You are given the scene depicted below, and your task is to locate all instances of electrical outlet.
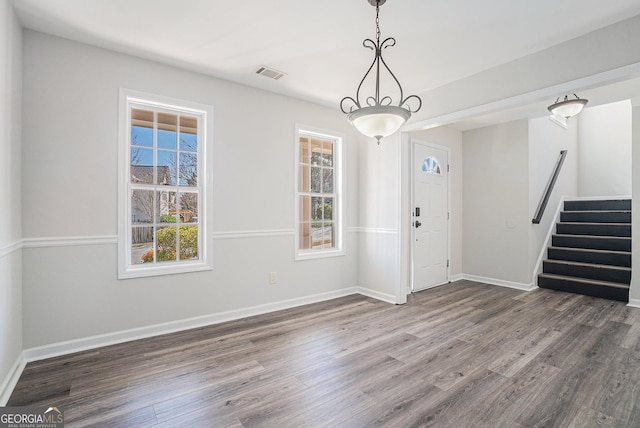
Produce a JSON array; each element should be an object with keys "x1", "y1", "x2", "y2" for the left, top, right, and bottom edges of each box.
[{"x1": 269, "y1": 272, "x2": 277, "y2": 284}]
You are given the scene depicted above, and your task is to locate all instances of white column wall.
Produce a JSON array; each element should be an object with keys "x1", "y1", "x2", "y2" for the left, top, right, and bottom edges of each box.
[
  {"x1": 357, "y1": 133, "x2": 401, "y2": 302},
  {"x1": 631, "y1": 103, "x2": 640, "y2": 305}
]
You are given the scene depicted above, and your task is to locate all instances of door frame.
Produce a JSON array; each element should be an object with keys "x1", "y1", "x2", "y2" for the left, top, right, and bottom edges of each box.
[{"x1": 410, "y1": 140, "x2": 452, "y2": 293}]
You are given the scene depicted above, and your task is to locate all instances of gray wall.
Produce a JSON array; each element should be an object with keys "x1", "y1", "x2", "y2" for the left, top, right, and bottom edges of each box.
[
  {"x1": 462, "y1": 120, "x2": 531, "y2": 286},
  {"x1": 21, "y1": 31, "x2": 360, "y2": 348},
  {"x1": 0, "y1": 0, "x2": 23, "y2": 403},
  {"x1": 578, "y1": 100, "x2": 632, "y2": 197}
]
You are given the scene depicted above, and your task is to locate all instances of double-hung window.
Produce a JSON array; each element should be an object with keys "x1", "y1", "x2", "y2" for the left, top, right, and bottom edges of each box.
[
  {"x1": 118, "y1": 89, "x2": 212, "y2": 278},
  {"x1": 295, "y1": 126, "x2": 344, "y2": 260}
]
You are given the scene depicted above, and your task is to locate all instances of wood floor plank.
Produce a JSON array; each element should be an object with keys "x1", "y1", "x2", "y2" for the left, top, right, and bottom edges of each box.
[
  {"x1": 487, "y1": 327, "x2": 562, "y2": 377},
  {"x1": 590, "y1": 348, "x2": 640, "y2": 424},
  {"x1": 515, "y1": 356, "x2": 605, "y2": 427},
  {"x1": 8, "y1": 280, "x2": 640, "y2": 427},
  {"x1": 402, "y1": 368, "x2": 508, "y2": 427},
  {"x1": 567, "y1": 406, "x2": 620, "y2": 428},
  {"x1": 471, "y1": 361, "x2": 561, "y2": 427}
]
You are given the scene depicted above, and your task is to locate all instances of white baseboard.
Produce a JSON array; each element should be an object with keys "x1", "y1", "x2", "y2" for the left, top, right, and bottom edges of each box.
[
  {"x1": 628, "y1": 298, "x2": 640, "y2": 309},
  {"x1": 23, "y1": 287, "x2": 362, "y2": 363},
  {"x1": 449, "y1": 274, "x2": 464, "y2": 283},
  {"x1": 0, "y1": 352, "x2": 26, "y2": 406},
  {"x1": 356, "y1": 287, "x2": 397, "y2": 304},
  {"x1": 462, "y1": 274, "x2": 536, "y2": 292}
]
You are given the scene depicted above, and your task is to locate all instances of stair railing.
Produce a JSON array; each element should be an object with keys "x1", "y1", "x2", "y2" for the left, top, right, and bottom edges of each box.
[{"x1": 532, "y1": 150, "x2": 567, "y2": 224}]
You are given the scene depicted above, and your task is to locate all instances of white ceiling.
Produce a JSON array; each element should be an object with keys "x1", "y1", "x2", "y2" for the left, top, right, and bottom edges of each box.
[{"x1": 10, "y1": 0, "x2": 640, "y2": 127}]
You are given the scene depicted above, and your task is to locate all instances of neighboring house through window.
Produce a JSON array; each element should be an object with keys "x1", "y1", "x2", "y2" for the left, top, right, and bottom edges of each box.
[
  {"x1": 295, "y1": 125, "x2": 344, "y2": 260},
  {"x1": 118, "y1": 89, "x2": 212, "y2": 278}
]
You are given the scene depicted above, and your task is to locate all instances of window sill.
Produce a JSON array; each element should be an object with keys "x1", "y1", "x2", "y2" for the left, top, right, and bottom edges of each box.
[
  {"x1": 295, "y1": 248, "x2": 346, "y2": 261},
  {"x1": 118, "y1": 260, "x2": 213, "y2": 279}
]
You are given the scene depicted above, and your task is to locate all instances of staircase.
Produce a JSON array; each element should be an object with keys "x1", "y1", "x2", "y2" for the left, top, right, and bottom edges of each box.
[{"x1": 538, "y1": 199, "x2": 631, "y2": 302}]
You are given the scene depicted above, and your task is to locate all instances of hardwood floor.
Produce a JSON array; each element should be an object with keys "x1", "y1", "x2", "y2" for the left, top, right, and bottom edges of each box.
[{"x1": 9, "y1": 280, "x2": 640, "y2": 427}]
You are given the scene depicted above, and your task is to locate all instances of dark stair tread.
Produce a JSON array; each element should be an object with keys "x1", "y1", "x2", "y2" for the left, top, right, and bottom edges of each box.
[
  {"x1": 551, "y1": 234, "x2": 631, "y2": 252},
  {"x1": 538, "y1": 273, "x2": 630, "y2": 289},
  {"x1": 557, "y1": 222, "x2": 631, "y2": 226},
  {"x1": 543, "y1": 259, "x2": 631, "y2": 272},
  {"x1": 549, "y1": 244, "x2": 631, "y2": 255},
  {"x1": 564, "y1": 200, "x2": 631, "y2": 211},
  {"x1": 553, "y1": 234, "x2": 631, "y2": 240},
  {"x1": 549, "y1": 246, "x2": 631, "y2": 256},
  {"x1": 561, "y1": 210, "x2": 631, "y2": 214}
]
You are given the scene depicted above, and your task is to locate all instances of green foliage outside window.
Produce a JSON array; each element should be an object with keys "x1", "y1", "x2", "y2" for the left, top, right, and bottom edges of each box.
[{"x1": 141, "y1": 225, "x2": 198, "y2": 262}]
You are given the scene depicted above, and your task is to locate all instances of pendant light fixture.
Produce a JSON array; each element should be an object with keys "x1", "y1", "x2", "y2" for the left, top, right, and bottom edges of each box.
[
  {"x1": 340, "y1": 0, "x2": 422, "y2": 144},
  {"x1": 548, "y1": 93, "x2": 588, "y2": 119}
]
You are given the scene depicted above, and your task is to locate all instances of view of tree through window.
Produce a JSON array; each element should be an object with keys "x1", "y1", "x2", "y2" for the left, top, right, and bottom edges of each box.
[
  {"x1": 129, "y1": 108, "x2": 200, "y2": 265},
  {"x1": 298, "y1": 133, "x2": 337, "y2": 251}
]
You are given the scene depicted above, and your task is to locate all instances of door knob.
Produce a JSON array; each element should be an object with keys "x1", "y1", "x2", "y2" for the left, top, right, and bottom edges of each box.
[{"x1": 415, "y1": 221, "x2": 422, "y2": 228}]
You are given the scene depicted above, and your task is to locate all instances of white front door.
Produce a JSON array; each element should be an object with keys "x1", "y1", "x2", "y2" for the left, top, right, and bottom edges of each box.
[{"x1": 412, "y1": 142, "x2": 449, "y2": 292}]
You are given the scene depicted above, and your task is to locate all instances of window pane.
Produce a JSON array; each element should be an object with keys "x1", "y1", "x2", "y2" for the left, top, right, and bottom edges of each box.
[
  {"x1": 158, "y1": 130, "x2": 176, "y2": 150},
  {"x1": 156, "y1": 190, "x2": 177, "y2": 223},
  {"x1": 131, "y1": 148, "x2": 154, "y2": 184},
  {"x1": 322, "y1": 141, "x2": 333, "y2": 166},
  {"x1": 310, "y1": 167, "x2": 321, "y2": 193},
  {"x1": 299, "y1": 165, "x2": 309, "y2": 192},
  {"x1": 311, "y1": 197, "x2": 323, "y2": 221},
  {"x1": 157, "y1": 150, "x2": 176, "y2": 185},
  {"x1": 156, "y1": 226, "x2": 177, "y2": 262},
  {"x1": 323, "y1": 197, "x2": 333, "y2": 221},
  {"x1": 131, "y1": 109, "x2": 154, "y2": 146},
  {"x1": 131, "y1": 226, "x2": 154, "y2": 265},
  {"x1": 178, "y1": 191, "x2": 198, "y2": 223},
  {"x1": 157, "y1": 113, "x2": 177, "y2": 149},
  {"x1": 323, "y1": 223, "x2": 334, "y2": 248},
  {"x1": 311, "y1": 139, "x2": 322, "y2": 166},
  {"x1": 299, "y1": 223, "x2": 310, "y2": 250},
  {"x1": 179, "y1": 116, "x2": 198, "y2": 152},
  {"x1": 179, "y1": 225, "x2": 198, "y2": 260},
  {"x1": 421, "y1": 156, "x2": 442, "y2": 175},
  {"x1": 131, "y1": 125, "x2": 153, "y2": 147},
  {"x1": 300, "y1": 196, "x2": 310, "y2": 222},
  {"x1": 310, "y1": 224, "x2": 323, "y2": 248},
  {"x1": 179, "y1": 152, "x2": 198, "y2": 186},
  {"x1": 132, "y1": 190, "x2": 154, "y2": 224},
  {"x1": 323, "y1": 169, "x2": 333, "y2": 193},
  {"x1": 299, "y1": 137, "x2": 309, "y2": 163}
]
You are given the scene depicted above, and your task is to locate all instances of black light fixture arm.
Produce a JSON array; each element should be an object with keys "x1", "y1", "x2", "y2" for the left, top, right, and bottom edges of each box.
[{"x1": 340, "y1": 0, "x2": 422, "y2": 115}]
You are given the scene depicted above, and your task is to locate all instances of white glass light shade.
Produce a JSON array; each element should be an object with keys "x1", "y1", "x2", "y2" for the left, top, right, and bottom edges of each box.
[
  {"x1": 347, "y1": 105, "x2": 411, "y2": 141},
  {"x1": 548, "y1": 97, "x2": 588, "y2": 118}
]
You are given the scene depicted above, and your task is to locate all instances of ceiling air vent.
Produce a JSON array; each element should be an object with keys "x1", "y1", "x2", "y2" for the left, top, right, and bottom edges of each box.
[{"x1": 256, "y1": 65, "x2": 286, "y2": 80}]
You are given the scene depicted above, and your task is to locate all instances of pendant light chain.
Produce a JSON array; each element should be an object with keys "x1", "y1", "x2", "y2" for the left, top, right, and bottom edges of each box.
[
  {"x1": 375, "y1": 2, "x2": 381, "y2": 44},
  {"x1": 374, "y1": 1, "x2": 381, "y2": 105}
]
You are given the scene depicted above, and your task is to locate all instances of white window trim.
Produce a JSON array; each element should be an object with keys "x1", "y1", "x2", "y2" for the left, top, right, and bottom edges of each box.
[
  {"x1": 294, "y1": 124, "x2": 346, "y2": 261},
  {"x1": 118, "y1": 88, "x2": 213, "y2": 279}
]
